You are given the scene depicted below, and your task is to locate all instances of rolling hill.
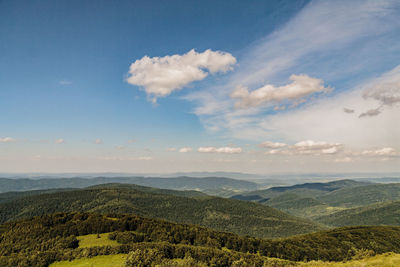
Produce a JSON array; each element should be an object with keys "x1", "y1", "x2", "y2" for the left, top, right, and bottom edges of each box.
[
  {"x1": 317, "y1": 183, "x2": 400, "y2": 207},
  {"x1": 316, "y1": 201, "x2": 400, "y2": 227},
  {"x1": 232, "y1": 179, "x2": 370, "y2": 202},
  {"x1": 0, "y1": 184, "x2": 323, "y2": 238}
]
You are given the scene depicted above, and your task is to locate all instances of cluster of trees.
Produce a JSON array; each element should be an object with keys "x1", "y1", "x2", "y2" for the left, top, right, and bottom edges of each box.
[
  {"x1": 1, "y1": 212, "x2": 400, "y2": 266},
  {"x1": 125, "y1": 242, "x2": 291, "y2": 266}
]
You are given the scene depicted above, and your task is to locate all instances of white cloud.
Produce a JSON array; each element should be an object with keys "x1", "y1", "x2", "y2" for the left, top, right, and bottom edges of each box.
[
  {"x1": 0, "y1": 137, "x2": 16, "y2": 143},
  {"x1": 362, "y1": 147, "x2": 398, "y2": 156},
  {"x1": 293, "y1": 140, "x2": 341, "y2": 151},
  {"x1": 95, "y1": 139, "x2": 103, "y2": 144},
  {"x1": 260, "y1": 141, "x2": 287, "y2": 148},
  {"x1": 265, "y1": 149, "x2": 292, "y2": 155},
  {"x1": 198, "y1": 146, "x2": 242, "y2": 154},
  {"x1": 231, "y1": 74, "x2": 331, "y2": 108},
  {"x1": 167, "y1": 147, "x2": 177, "y2": 152},
  {"x1": 179, "y1": 147, "x2": 193, "y2": 153},
  {"x1": 54, "y1": 138, "x2": 65, "y2": 144},
  {"x1": 126, "y1": 49, "x2": 236, "y2": 102},
  {"x1": 264, "y1": 140, "x2": 342, "y2": 156}
]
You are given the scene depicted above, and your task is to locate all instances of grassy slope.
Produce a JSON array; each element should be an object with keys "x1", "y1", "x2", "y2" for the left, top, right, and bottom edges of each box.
[
  {"x1": 48, "y1": 252, "x2": 400, "y2": 267},
  {"x1": 50, "y1": 254, "x2": 127, "y2": 267},
  {"x1": 300, "y1": 253, "x2": 400, "y2": 266},
  {"x1": 0, "y1": 184, "x2": 323, "y2": 238},
  {"x1": 77, "y1": 233, "x2": 120, "y2": 248}
]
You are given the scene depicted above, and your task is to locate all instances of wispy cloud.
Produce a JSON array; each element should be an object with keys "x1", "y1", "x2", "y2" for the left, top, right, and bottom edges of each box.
[{"x1": 183, "y1": 0, "x2": 400, "y2": 152}]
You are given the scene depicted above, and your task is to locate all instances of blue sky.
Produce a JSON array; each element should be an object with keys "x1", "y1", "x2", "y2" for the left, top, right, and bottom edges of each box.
[{"x1": 1, "y1": 0, "x2": 400, "y2": 173}]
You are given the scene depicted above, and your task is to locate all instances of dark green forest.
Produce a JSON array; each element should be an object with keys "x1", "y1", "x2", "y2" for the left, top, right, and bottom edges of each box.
[
  {"x1": 2, "y1": 212, "x2": 400, "y2": 266},
  {"x1": 2, "y1": 178, "x2": 400, "y2": 266},
  {"x1": 0, "y1": 184, "x2": 322, "y2": 238}
]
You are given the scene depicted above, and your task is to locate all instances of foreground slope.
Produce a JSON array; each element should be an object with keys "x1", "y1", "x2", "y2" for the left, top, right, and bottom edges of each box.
[
  {"x1": 0, "y1": 184, "x2": 322, "y2": 238},
  {"x1": 2, "y1": 213, "x2": 400, "y2": 266}
]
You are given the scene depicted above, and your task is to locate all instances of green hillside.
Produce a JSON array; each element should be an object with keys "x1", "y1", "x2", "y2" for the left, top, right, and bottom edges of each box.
[
  {"x1": 0, "y1": 188, "x2": 76, "y2": 203},
  {"x1": 2, "y1": 213, "x2": 400, "y2": 266},
  {"x1": 317, "y1": 183, "x2": 400, "y2": 207},
  {"x1": 316, "y1": 201, "x2": 400, "y2": 227},
  {"x1": 0, "y1": 184, "x2": 322, "y2": 238},
  {"x1": 265, "y1": 192, "x2": 324, "y2": 210},
  {"x1": 232, "y1": 180, "x2": 400, "y2": 222},
  {"x1": 262, "y1": 192, "x2": 344, "y2": 218}
]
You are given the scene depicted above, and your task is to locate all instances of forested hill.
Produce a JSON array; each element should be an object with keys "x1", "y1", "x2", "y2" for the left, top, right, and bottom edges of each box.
[
  {"x1": 0, "y1": 184, "x2": 322, "y2": 238},
  {"x1": 0, "y1": 176, "x2": 258, "y2": 193},
  {"x1": 2, "y1": 212, "x2": 400, "y2": 266},
  {"x1": 316, "y1": 200, "x2": 400, "y2": 227},
  {"x1": 317, "y1": 183, "x2": 400, "y2": 207}
]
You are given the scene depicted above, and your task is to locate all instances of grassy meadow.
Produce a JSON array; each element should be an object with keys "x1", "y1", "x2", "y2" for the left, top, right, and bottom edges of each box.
[
  {"x1": 50, "y1": 254, "x2": 127, "y2": 267},
  {"x1": 77, "y1": 233, "x2": 120, "y2": 248}
]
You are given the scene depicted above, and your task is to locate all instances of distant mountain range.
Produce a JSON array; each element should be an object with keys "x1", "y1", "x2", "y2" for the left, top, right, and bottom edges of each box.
[{"x1": 0, "y1": 176, "x2": 258, "y2": 194}]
